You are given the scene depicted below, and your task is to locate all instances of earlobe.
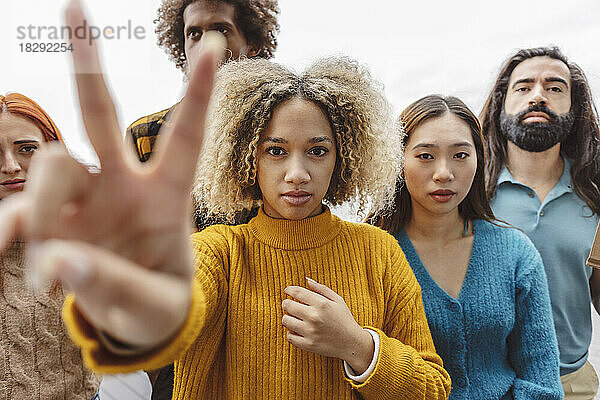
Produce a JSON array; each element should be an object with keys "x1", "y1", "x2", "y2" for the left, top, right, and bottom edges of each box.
[{"x1": 246, "y1": 46, "x2": 260, "y2": 58}]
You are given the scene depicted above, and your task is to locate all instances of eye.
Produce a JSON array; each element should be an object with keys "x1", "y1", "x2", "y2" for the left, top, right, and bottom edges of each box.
[
  {"x1": 308, "y1": 146, "x2": 329, "y2": 157},
  {"x1": 416, "y1": 153, "x2": 433, "y2": 160},
  {"x1": 548, "y1": 86, "x2": 562, "y2": 93},
  {"x1": 454, "y1": 152, "x2": 470, "y2": 159},
  {"x1": 186, "y1": 28, "x2": 201, "y2": 40},
  {"x1": 266, "y1": 146, "x2": 286, "y2": 156},
  {"x1": 18, "y1": 144, "x2": 38, "y2": 154},
  {"x1": 516, "y1": 87, "x2": 529, "y2": 93},
  {"x1": 215, "y1": 26, "x2": 230, "y2": 35}
]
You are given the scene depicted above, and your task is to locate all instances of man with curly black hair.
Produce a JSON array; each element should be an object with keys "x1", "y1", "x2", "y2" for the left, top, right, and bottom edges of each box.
[
  {"x1": 124, "y1": 2, "x2": 279, "y2": 398},
  {"x1": 126, "y1": 0, "x2": 280, "y2": 163}
]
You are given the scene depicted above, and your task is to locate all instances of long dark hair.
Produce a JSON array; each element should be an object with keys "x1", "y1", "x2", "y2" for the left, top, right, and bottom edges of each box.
[
  {"x1": 372, "y1": 95, "x2": 495, "y2": 234},
  {"x1": 480, "y1": 46, "x2": 600, "y2": 215}
]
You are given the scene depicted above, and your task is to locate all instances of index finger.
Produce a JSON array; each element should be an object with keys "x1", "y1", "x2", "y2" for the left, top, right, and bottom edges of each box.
[
  {"x1": 284, "y1": 286, "x2": 330, "y2": 306},
  {"x1": 66, "y1": 0, "x2": 124, "y2": 171}
]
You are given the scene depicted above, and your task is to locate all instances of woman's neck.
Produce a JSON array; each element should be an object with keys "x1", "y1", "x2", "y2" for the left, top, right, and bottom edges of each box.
[{"x1": 405, "y1": 203, "x2": 466, "y2": 245}]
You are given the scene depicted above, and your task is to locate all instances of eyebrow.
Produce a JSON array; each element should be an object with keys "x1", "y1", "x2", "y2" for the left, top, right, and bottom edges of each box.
[
  {"x1": 511, "y1": 76, "x2": 569, "y2": 89},
  {"x1": 309, "y1": 136, "x2": 333, "y2": 144},
  {"x1": 411, "y1": 142, "x2": 473, "y2": 150},
  {"x1": 262, "y1": 137, "x2": 287, "y2": 144},
  {"x1": 210, "y1": 22, "x2": 234, "y2": 29},
  {"x1": 13, "y1": 139, "x2": 40, "y2": 145},
  {"x1": 545, "y1": 77, "x2": 569, "y2": 87},
  {"x1": 184, "y1": 21, "x2": 234, "y2": 33},
  {"x1": 262, "y1": 136, "x2": 333, "y2": 145}
]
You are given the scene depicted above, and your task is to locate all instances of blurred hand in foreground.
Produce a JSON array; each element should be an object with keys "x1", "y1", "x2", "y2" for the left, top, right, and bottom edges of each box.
[{"x1": 0, "y1": 0, "x2": 216, "y2": 349}]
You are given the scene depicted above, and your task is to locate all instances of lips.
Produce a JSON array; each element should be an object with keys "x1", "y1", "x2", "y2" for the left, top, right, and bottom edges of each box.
[
  {"x1": 429, "y1": 189, "x2": 455, "y2": 203},
  {"x1": 281, "y1": 190, "x2": 312, "y2": 206},
  {"x1": 1, "y1": 179, "x2": 26, "y2": 191},
  {"x1": 522, "y1": 111, "x2": 550, "y2": 123}
]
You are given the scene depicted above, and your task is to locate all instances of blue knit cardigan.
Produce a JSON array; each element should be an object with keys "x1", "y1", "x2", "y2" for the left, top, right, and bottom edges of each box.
[{"x1": 396, "y1": 219, "x2": 563, "y2": 399}]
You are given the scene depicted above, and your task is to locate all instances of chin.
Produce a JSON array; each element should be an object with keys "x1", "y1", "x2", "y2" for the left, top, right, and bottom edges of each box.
[
  {"x1": 278, "y1": 202, "x2": 321, "y2": 220},
  {"x1": 424, "y1": 200, "x2": 457, "y2": 214},
  {"x1": 281, "y1": 209, "x2": 313, "y2": 220}
]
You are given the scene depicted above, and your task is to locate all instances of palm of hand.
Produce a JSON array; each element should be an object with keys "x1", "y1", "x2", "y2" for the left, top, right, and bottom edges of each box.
[{"x1": 0, "y1": 1, "x2": 216, "y2": 349}]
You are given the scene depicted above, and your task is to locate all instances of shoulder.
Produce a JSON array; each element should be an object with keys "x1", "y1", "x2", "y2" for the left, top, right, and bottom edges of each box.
[
  {"x1": 192, "y1": 222, "x2": 247, "y2": 242},
  {"x1": 126, "y1": 106, "x2": 173, "y2": 137},
  {"x1": 339, "y1": 220, "x2": 411, "y2": 272},
  {"x1": 474, "y1": 220, "x2": 543, "y2": 278},
  {"x1": 190, "y1": 224, "x2": 244, "y2": 259},
  {"x1": 474, "y1": 219, "x2": 533, "y2": 252},
  {"x1": 126, "y1": 106, "x2": 176, "y2": 162},
  {"x1": 339, "y1": 220, "x2": 401, "y2": 249}
]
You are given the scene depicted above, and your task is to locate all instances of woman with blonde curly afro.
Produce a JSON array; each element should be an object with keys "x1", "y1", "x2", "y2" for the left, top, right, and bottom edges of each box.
[
  {"x1": 13, "y1": 13, "x2": 450, "y2": 396},
  {"x1": 194, "y1": 57, "x2": 399, "y2": 223},
  {"x1": 144, "y1": 56, "x2": 451, "y2": 398}
]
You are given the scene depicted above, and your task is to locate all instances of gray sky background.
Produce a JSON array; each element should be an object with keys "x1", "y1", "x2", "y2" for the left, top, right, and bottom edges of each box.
[{"x1": 3, "y1": 0, "x2": 600, "y2": 163}]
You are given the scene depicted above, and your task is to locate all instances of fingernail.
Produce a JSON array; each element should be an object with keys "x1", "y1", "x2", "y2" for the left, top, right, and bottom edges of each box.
[{"x1": 306, "y1": 277, "x2": 317, "y2": 285}]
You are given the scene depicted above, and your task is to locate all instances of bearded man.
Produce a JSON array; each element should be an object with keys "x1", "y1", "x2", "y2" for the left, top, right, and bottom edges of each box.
[{"x1": 481, "y1": 46, "x2": 600, "y2": 400}]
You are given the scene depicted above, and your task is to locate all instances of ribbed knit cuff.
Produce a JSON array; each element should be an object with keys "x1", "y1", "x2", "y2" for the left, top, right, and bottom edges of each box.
[
  {"x1": 343, "y1": 328, "x2": 380, "y2": 383},
  {"x1": 62, "y1": 279, "x2": 207, "y2": 374},
  {"x1": 345, "y1": 327, "x2": 416, "y2": 397}
]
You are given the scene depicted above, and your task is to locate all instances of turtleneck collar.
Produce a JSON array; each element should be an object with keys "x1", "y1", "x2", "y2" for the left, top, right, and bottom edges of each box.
[{"x1": 248, "y1": 206, "x2": 342, "y2": 250}]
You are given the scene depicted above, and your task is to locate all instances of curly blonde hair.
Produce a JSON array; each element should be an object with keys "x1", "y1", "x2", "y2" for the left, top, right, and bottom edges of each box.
[
  {"x1": 193, "y1": 57, "x2": 403, "y2": 222},
  {"x1": 155, "y1": 0, "x2": 279, "y2": 70}
]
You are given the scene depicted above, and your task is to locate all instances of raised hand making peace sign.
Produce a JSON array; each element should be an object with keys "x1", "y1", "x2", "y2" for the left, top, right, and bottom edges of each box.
[{"x1": 0, "y1": 0, "x2": 216, "y2": 349}]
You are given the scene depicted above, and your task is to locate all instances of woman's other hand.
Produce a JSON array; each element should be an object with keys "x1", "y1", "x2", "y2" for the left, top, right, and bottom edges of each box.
[{"x1": 282, "y1": 278, "x2": 375, "y2": 375}]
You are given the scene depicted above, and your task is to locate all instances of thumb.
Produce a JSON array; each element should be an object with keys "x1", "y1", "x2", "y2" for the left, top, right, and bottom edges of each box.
[
  {"x1": 28, "y1": 239, "x2": 94, "y2": 292},
  {"x1": 29, "y1": 239, "x2": 191, "y2": 348}
]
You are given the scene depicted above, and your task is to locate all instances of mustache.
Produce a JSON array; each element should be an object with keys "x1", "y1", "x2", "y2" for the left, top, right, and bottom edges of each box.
[{"x1": 514, "y1": 104, "x2": 559, "y2": 123}]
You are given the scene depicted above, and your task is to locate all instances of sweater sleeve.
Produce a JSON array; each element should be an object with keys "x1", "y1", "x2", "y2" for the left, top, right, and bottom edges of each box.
[
  {"x1": 508, "y1": 237, "x2": 563, "y2": 400},
  {"x1": 61, "y1": 230, "x2": 230, "y2": 374},
  {"x1": 346, "y1": 240, "x2": 451, "y2": 399}
]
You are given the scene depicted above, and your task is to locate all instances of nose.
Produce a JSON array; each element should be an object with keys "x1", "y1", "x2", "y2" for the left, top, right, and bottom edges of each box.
[
  {"x1": 284, "y1": 156, "x2": 310, "y2": 186},
  {"x1": 1, "y1": 151, "x2": 22, "y2": 175},
  {"x1": 528, "y1": 84, "x2": 547, "y2": 107},
  {"x1": 433, "y1": 160, "x2": 453, "y2": 183}
]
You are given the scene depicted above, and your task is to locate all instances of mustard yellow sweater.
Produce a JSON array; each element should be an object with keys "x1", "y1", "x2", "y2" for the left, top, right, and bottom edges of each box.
[{"x1": 64, "y1": 208, "x2": 451, "y2": 399}]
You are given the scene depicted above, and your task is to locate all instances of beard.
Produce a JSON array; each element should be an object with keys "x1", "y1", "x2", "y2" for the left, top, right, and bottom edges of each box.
[{"x1": 499, "y1": 105, "x2": 574, "y2": 152}]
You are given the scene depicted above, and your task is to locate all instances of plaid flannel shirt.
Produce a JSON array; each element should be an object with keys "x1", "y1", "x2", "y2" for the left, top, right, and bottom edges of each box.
[
  {"x1": 125, "y1": 104, "x2": 259, "y2": 230},
  {"x1": 126, "y1": 105, "x2": 177, "y2": 163}
]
